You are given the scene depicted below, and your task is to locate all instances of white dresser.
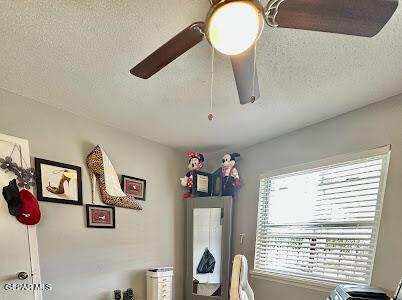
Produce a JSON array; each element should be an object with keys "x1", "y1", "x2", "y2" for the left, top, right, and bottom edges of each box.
[{"x1": 146, "y1": 268, "x2": 173, "y2": 300}]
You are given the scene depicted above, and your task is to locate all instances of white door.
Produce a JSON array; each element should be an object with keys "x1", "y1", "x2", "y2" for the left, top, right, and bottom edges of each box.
[{"x1": 0, "y1": 133, "x2": 42, "y2": 300}]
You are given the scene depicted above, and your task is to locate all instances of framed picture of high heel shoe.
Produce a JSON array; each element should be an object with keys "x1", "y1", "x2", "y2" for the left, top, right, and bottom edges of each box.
[
  {"x1": 86, "y1": 204, "x2": 115, "y2": 228},
  {"x1": 35, "y1": 158, "x2": 83, "y2": 206},
  {"x1": 121, "y1": 175, "x2": 146, "y2": 201}
]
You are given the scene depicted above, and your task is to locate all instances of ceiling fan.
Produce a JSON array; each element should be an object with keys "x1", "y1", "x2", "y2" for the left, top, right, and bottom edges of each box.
[{"x1": 130, "y1": 0, "x2": 398, "y2": 105}]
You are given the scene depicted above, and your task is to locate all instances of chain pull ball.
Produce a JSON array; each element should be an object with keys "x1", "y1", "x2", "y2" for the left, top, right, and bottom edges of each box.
[
  {"x1": 250, "y1": 41, "x2": 257, "y2": 104},
  {"x1": 208, "y1": 47, "x2": 215, "y2": 121}
]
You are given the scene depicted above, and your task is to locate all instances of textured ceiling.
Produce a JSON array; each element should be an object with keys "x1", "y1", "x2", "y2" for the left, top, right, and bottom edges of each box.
[{"x1": 1, "y1": 1, "x2": 402, "y2": 152}]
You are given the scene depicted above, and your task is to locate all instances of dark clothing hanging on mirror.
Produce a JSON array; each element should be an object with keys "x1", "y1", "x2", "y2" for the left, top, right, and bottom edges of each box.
[{"x1": 197, "y1": 248, "x2": 216, "y2": 274}]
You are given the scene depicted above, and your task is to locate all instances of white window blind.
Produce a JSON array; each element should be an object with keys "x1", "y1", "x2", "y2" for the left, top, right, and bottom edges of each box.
[{"x1": 254, "y1": 149, "x2": 390, "y2": 285}]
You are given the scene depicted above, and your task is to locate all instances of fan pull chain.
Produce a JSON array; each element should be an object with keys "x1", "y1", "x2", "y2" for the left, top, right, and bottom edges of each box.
[
  {"x1": 208, "y1": 47, "x2": 215, "y2": 121},
  {"x1": 251, "y1": 41, "x2": 257, "y2": 103}
]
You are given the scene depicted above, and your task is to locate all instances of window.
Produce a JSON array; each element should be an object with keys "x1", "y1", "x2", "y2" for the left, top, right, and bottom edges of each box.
[{"x1": 254, "y1": 147, "x2": 390, "y2": 285}]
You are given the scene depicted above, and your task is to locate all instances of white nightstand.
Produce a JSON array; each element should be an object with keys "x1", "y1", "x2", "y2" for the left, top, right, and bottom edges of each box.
[{"x1": 146, "y1": 267, "x2": 173, "y2": 300}]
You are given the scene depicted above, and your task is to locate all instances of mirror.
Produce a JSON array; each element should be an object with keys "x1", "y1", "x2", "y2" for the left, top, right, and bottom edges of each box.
[
  {"x1": 192, "y1": 208, "x2": 223, "y2": 297},
  {"x1": 186, "y1": 197, "x2": 232, "y2": 300}
]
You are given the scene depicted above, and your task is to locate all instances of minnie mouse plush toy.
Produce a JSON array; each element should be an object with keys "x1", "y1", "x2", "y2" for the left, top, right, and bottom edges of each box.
[
  {"x1": 180, "y1": 152, "x2": 205, "y2": 198},
  {"x1": 222, "y1": 153, "x2": 240, "y2": 196}
]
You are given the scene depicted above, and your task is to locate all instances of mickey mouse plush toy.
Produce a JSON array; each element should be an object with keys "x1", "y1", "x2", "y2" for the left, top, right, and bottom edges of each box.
[
  {"x1": 180, "y1": 152, "x2": 205, "y2": 198},
  {"x1": 222, "y1": 153, "x2": 240, "y2": 196}
]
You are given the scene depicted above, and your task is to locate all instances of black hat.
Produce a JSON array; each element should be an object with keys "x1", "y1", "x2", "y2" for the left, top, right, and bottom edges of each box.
[{"x1": 2, "y1": 179, "x2": 22, "y2": 216}]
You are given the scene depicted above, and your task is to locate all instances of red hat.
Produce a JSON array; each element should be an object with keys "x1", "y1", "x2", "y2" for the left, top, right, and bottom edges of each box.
[{"x1": 16, "y1": 189, "x2": 41, "y2": 225}]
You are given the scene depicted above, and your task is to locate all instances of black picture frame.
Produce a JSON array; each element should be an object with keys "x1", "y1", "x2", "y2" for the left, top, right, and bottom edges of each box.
[
  {"x1": 192, "y1": 168, "x2": 223, "y2": 197},
  {"x1": 121, "y1": 175, "x2": 146, "y2": 201},
  {"x1": 86, "y1": 204, "x2": 116, "y2": 228},
  {"x1": 35, "y1": 158, "x2": 83, "y2": 206}
]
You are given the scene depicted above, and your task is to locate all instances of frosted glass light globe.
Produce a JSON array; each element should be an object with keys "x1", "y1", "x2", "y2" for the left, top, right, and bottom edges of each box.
[{"x1": 207, "y1": 1, "x2": 263, "y2": 55}]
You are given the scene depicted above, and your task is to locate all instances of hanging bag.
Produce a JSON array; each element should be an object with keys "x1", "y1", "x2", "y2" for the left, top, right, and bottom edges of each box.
[{"x1": 196, "y1": 248, "x2": 216, "y2": 274}]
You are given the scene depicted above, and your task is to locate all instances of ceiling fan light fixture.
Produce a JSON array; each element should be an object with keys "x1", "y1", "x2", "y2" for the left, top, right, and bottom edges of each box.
[{"x1": 207, "y1": 0, "x2": 264, "y2": 56}]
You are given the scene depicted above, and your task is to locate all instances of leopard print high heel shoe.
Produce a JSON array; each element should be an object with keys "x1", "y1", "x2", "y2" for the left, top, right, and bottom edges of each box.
[{"x1": 86, "y1": 145, "x2": 142, "y2": 210}]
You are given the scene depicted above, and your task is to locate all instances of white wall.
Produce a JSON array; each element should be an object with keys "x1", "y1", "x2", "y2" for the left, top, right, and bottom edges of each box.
[
  {"x1": 0, "y1": 88, "x2": 185, "y2": 300},
  {"x1": 206, "y1": 94, "x2": 402, "y2": 300}
]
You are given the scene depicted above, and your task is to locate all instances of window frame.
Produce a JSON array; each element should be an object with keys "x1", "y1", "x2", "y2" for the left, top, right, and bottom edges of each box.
[{"x1": 252, "y1": 145, "x2": 391, "y2": 289}]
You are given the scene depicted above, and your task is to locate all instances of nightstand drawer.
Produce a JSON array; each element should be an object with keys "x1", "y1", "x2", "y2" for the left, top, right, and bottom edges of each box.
[
  {"x1": 158, "y1": 280, "x2": 171, "y2": 289},
  {"x1": 158, "y1": 286, "x2": 171, "y2": 300},
  {"x1": 158, "y1": 277, "x2": 172, "y2": 284}
]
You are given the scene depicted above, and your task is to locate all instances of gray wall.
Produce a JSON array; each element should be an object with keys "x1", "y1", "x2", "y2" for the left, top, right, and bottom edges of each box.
[
  {"x1": 206, "y1": 94, "x2": 402, "y2": 300},
  {"x1": 0, "y1": 88, "x2": 185, "y2": 300}
]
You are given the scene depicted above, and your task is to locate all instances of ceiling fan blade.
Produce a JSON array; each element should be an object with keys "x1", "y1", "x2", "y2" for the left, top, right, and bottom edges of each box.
[
  {"x1": 230, "y1": 46, "x2": 260, "y2": 105},
  {"x1": 130, "y1": 22, "x2": 205, "y2": 79},
  {"x1": 273, "y1": 0, "x2": 398, "y2": 37}
]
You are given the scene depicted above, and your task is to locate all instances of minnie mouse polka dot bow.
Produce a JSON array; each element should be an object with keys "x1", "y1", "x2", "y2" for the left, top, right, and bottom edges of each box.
[{"x1": 188, "y1": 152, "x2": 201, "y2": 159}]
